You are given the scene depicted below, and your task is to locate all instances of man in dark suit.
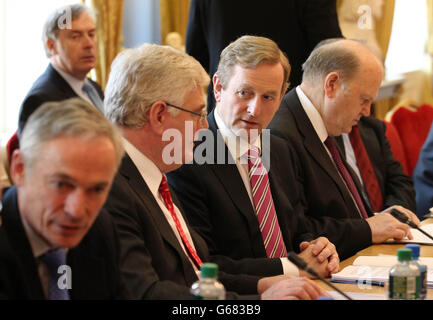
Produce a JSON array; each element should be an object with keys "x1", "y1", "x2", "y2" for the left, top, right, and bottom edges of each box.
[
  {"x1": 103, "y1": 43, "x2": 328, "y2": 300},
  {"x1": 0, "y1": 98, "x2": 128, "y2": 299},
  {"x1": 336, "y1": 117, "x2": 416, "y2": 213},
  {"x1": 268, "y1": 38, "x2": 420, "y2": 259},
  {"x1": 168, "y1": 35, "x2": 339, "y2": 275},
  {"x1": 185, "y1": 0, "x2": 342, "y2": 112},
  {"x1": 18, "y1": 3, "x2": 103, "y2": 137}
]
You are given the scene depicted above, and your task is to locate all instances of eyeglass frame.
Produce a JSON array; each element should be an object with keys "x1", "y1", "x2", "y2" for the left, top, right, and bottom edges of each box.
[{"x1": 165, "y1": 102, "x2": 207, "y2": 124}]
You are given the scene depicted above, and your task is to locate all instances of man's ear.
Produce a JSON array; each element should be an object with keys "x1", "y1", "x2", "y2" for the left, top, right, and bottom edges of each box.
[
  {"x1": 324, "y1": 72, "x2": 341, "y2": 98},
  {"x1": 10, "y1": 150, "x2": 26, "y2": 186},
  {"x1": 213, "y1": 74, "x2": 223, "y2": 103},
  {"x1": 148, "y1": 101, "x2": 168, "y2": 135},
  {"x1": 46, "y1": 38, "x2": 57, "y2": 57}
]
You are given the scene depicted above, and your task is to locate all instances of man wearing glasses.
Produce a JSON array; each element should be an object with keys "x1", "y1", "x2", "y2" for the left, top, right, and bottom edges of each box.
[{"x1": 102, "y1": 43, "x2": 329, "y2": 299}]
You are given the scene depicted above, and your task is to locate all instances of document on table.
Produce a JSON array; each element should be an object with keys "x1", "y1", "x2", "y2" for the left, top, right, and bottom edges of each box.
[{"x1": 331, "y1": 255, "x2": 433, "y2": 288}]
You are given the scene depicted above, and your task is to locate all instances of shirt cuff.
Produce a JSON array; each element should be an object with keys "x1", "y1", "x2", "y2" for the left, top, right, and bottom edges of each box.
[{"x1": 280, "y1": 257, "x2": 300, "y2": 276}]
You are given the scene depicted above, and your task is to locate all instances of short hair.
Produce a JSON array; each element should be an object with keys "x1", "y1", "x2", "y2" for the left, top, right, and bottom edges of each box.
[
  {"x1": 215, "y1": 35, "x2": 291, "y2": 94},
  {"x1": 104, "y1": 44, "x2": 209, "y2": 129},
  {"x1": 20, "y1": 98, "x2": 124, "y2": 168},
  {"x1": 42, "y1": 3, "x2": 96, "y2": 58},
  {"x1": 302, "y1": 38, "x2": 361, "y2": 87}
]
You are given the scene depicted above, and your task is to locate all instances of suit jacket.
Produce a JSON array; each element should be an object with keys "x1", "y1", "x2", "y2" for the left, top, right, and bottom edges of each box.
[
  {"x1": 0, "y1": 186, "x2": 128, "y2": 299},
  {"x1": 413, "y1": 122, "x2": 433, "y2": 217},
  {"x1": 167, "y1": 110, "x2": 314, "y2": 272},
  {"x1": 18, "y1": 64, "x2": 104, "y2": 135},
  {"x1": 268, "y1": 88, "x2": 372, "y2": 259},
  {"x1": 104, "y1": 154, "x2": 260, "y2": 300},
  {"x1": 335, "y1": 117, "x2": 416, "y2": 212},
  {"x1": 186, "y1": 0, "x2": 342, "y2": 111}
]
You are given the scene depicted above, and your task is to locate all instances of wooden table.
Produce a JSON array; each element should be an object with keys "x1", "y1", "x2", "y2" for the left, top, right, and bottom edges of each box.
[{"x1": 315, "y1": 219, "x2": 433, "y2": 299}]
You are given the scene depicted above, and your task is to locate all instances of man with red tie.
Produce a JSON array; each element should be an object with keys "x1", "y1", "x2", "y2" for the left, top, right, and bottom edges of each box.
[
  {"x1": 103, "y1": 43, "x2": 329, "y2": 299},
  {"x1": 168, "y1": 35, "x2": 339, "y2": 276},
  {"x1": 268, "y1": 38, "x2": 420, "y2": 259}
]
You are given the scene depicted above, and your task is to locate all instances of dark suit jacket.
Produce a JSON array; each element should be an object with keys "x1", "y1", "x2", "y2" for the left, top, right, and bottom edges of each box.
[
  {"x1": 185, "y1": 0, "x2": 342, "y2": 111},
  {"x1": 0, "y1": 186, "x2": 128, "y2": 300},
  {"x1": 167, "y1": 111, "x2": 314, "y2": 272},
  {"x1": 269, "y1": 88, "x2": 372, "y2": 259},
  {"x1": 104, "y1": 154, "x2": 260, "y2": 300},
  {"x1": 413, "y1": 122, "x2": 433, "y2": 217},
  {"x1": 335, "y1": 117, "x2": 416, "y2": 212},
  {"x1": 18, "y1": 64, "x2": 104, "y2": 136}
]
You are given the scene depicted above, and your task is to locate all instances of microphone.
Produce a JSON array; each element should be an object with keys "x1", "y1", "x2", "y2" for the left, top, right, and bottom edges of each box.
[
  {"x1": 390, "y1": 208, "x2": 433, "y2": 241},
  {"x1": 287, "y1": 251, "x2": 353, "y2": 300}
]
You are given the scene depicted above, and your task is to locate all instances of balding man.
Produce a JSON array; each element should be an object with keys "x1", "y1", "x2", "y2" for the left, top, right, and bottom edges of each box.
[{"x1": 269, "y1": 39, "x2": 420, "y2": 259}]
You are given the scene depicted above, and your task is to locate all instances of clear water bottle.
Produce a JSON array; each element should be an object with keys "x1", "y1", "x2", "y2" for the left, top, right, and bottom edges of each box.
[
  {"x1": 389, "y1": 248, "x2": 420, "y2": 300},
  {"x1": 406, "y1": 244, "x2": 427, "y2": 300},
  {"x1": 191, "y1": 263, "x2": 225, "y2": 300}
]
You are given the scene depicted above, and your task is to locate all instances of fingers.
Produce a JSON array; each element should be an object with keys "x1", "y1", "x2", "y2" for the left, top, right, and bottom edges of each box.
[
  {"x1": 391, "y1": 205, "x2": 421, "y2": 226},
  {"x1": 327, "y1": 252, "x2": 340, "y2": 274},
  {"x1": 299, "y1": 241, "x2": 310, "y2": 252},
  {"x1": 261, "y1": 277, "x2": 329, "y2": 300}
]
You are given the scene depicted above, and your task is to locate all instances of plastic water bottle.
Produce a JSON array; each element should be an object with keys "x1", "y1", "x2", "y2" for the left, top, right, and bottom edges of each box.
[
  {"x1": 389, "y1": 248, "x2": 420, "y2": 300},
  {"x1": 406, "y1": 244, "x2": 427, "y2": 300},
  {"x1": 191, "y1": 263, "x2": 225, "y2": 300}
]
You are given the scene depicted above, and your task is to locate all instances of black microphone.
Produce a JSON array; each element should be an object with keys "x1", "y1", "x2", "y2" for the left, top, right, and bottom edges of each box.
[
  {"x1": 390, "y1": 208, "x2": 433, "y2": 241},
  {"x1": 287, "y1": 251, "x2": 353, "y2": 300}
]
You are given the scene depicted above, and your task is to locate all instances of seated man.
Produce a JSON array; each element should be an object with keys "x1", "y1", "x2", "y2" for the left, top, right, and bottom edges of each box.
[
  {"x1": 103, "y1": 43, "x2": 328, "y2": 300},
  {"x1": 1, "y1": 98, "x2": 128, "y2": 299},
  {"x1": 268, "y1": 38, "x2": 420, "y2": 259},
  {"x1": 168, "y1": 35, "x2": 339, "y2": 277},
  {"x1": 18, "y1": 3, "x2": 103, "y2": 137}
]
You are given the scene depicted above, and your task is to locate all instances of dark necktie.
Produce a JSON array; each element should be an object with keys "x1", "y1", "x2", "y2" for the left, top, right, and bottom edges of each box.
[
  {"x1": 159, "y1": 175, "x2": 203, "y2": 269},
  {"x1": 39, "y1": 248, "x2": 70, "y2": 300},
  {"x1": 325, "y1": 137, "x2": 369, "y2": 219},
  {"x1": 82, "y1": 82, "x2": 104, "y2": 113},
  {"x1": 349, "y1": 126, "x2": 383, "y2": 212},
  {"x1": 247, "y1": 145, "x2": 287, "y2": 258}
]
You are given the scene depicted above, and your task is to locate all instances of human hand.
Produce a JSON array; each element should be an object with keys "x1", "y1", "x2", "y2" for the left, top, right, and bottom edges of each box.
[
  {"x1": 367, "y1": 209, "x2": 413, "y2": 243},
  {"x1": 260, "y1": 277, "x2": 329, "y2": 300},
  {"x1": 299, "y1": 237, "x2": 339, "y2": 275}
]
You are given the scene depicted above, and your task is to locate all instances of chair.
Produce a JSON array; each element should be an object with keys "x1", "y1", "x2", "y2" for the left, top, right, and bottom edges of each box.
[
  {"x1": 384, "y1": 120, "x2": 409, "y2": 176},
  {"x1": 388, "y1": 104, "x2": 433, "y2": 176}
]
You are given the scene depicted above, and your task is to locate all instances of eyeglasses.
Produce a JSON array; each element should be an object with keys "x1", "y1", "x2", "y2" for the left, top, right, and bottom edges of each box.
[{"x1": 166, "y1": 102, "x2": 207, "y2": 125}]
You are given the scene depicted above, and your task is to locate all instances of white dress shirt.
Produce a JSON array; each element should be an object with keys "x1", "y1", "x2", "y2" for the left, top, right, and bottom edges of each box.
[
  {"x1": 123, "y1": 138, "x2": 200, "y2": 274},
  {"x1": 214, "y1": 109, "x2": 299, "y2": 276}
]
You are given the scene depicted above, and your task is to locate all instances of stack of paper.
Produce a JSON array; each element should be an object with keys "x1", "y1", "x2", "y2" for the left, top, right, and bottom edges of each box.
[{"x1": 331, "y1": 255, "x2": 433, "y2": 287}]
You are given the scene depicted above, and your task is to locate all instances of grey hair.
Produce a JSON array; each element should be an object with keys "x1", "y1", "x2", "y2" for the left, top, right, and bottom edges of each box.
[
  {"x1": 302, "y1": 38, "x2": 361, "y2": 87},
  {"x1": 216, "y1": 35, "x2": 291, "y2": 94},
  {"x1": 104, "y1": 43, "x2": 209, "y2": 129},
  {"x1": 20, "y1": 98, "x2": 124, "y2": 168},
  {"x1": 42, "y1": 3, "x2": 96, "y2": 58}
]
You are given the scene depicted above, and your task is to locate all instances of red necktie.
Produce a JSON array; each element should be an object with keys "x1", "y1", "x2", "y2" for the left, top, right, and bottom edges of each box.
[
  {"x1": 247, "y1": 145, "x2": 287, "y2": 258},
  {"x1": 159, "y1": 175, "x2": 203, "y2": 269},
  {"x1": 325, "y1": 137, "x2": 369, "y2": 219},
  {"x1": 349, "y1": 126, "x2": 383, "y2": 212}
]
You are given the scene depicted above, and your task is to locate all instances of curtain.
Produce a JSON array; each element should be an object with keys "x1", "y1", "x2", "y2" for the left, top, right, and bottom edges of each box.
[
  {"x1": 83, "y1": 0, "x2": 124, "y2": 90},
  {"x1": 159, "y1": 0, "x2": 190, "y2": 45},
  {"x1": 374, "y1": 0, "x2": 395, "y2": 60},
  {"x1": 423, "y1": 0, "x2": 433, "y2": 105}
]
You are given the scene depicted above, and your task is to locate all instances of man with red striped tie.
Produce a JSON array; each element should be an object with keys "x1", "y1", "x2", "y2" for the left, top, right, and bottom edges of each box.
[
  {"x1": 168, "y1": 35, "x2": 339, "y2": 279},
  {"x1": 103, "y1": 43, "x2": 329, "y2": 300}
]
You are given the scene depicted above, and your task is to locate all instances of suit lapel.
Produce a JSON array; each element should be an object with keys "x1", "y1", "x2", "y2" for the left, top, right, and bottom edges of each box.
[
  {"x1": 118, "y1": 155, "x2": 198, "y2": 283},
  {"x1": 46, "y1": 64, "x2": 79, "y2": 97},
  {"x1": 288, "y1": 91, "x2": 360, "y2": 210}
]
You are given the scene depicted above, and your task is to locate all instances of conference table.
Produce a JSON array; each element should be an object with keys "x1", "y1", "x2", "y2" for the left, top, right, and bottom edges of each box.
[{"x1": 315, "y1": 218, "x2": 433, "y2": 300}]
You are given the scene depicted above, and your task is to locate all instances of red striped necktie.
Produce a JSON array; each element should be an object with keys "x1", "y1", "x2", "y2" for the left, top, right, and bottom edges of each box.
[
  {"x1": 325, "y1": 137, "x2": 369, "y2": 219},
  {"x1": 159, "y1": 175, "x2": 203, "y2": 269},
  {"x1": 247, "y1": 145, "x2": 287, "y2": 258}
]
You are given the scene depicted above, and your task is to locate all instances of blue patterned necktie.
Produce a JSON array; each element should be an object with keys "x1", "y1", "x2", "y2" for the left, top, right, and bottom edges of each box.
[
  {"x1": 39, "y1": 248, "x2": 70, "y2": 300},
  {"x1": 82, "y1": 82, "x2": 104, "y2": 113}
]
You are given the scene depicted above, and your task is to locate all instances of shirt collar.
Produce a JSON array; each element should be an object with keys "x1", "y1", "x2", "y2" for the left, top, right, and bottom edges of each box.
[
  {"x1": 214, "y1": 107, "x2": 261, "y2": 160},
  {"x1": 122, "y1": 138, "x2": 163, "y2": 197},
  {"x1": 51, "y1": 63, "x2": 86, "y2": 97},
  {"x1": 296, "y1": 86, "x2": 329, "y2": 142}
]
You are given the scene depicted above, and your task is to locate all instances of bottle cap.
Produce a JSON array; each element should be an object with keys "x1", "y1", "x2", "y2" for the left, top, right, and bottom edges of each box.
[
  {"x1": 405, "y1": 244, "x2": 420, "y2": 258},
  {"x1": 397, "y1": 248, "x2": 413, "y2": 261},
  {"x1": 200, "y1": 263, "x2": 219, "y2": 278}
]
